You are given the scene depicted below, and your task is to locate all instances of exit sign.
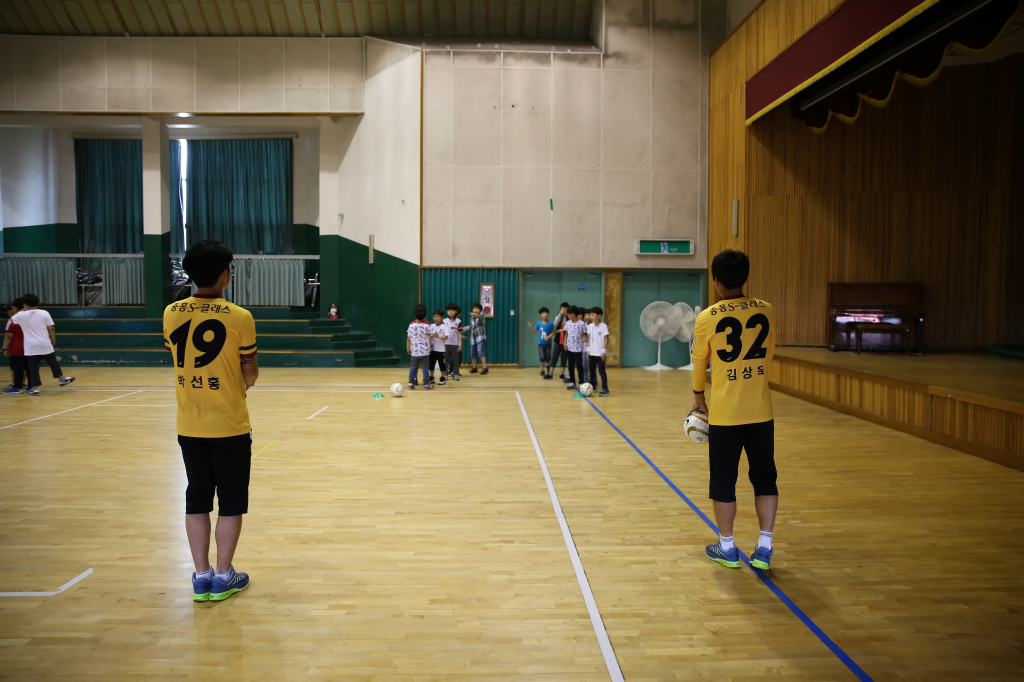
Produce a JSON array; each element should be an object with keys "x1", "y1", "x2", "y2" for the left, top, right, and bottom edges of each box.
[{"x1": 636, "y1": 239, "x2": 694, "y2": 255}]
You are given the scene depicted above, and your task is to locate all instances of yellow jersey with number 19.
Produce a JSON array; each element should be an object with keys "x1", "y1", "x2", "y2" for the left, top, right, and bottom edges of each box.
[
  {"x1": 163, "y1": 295, "x2": 258, "y2": 438},
  {"x1": 691, "y1": 295, "x2": 776, "y2": 426}
]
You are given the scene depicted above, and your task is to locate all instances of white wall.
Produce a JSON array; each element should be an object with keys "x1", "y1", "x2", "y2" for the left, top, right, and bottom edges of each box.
[
  {"x1": 0, "y1": 36, "x2": 364, "y2": 114},
  {"x1": 422, "y1": 0, "x2": 714, "y2": 269},
  {"x1": 325, "y1": 40, "x2": 421, "y2": 264},
  {"x1": 0, "y1": 126, "x2": 75, "y2": 230},
  {"x1": 293, "y1": 128, "x2": 320, "y2": 226}
]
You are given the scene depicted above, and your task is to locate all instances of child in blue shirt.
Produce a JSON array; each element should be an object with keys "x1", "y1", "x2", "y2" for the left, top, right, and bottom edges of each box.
[{"x1": 528, "y1": 307, "x2": 556, "y2": 380}]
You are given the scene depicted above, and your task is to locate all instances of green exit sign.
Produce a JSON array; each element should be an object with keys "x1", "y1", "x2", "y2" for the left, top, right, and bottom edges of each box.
[{"x1": 635, "y1": 239, "x2": 694, "y2": 255}]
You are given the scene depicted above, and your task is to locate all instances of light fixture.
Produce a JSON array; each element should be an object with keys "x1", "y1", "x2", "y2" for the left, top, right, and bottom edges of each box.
[{"x1": 174, "y1": 112, "x2": 194, "y2": 118}]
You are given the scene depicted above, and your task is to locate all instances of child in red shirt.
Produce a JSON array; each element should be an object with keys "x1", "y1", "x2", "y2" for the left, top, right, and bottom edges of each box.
[{"x1": 2, "y1": 298, "x2": 26, "y2": 393}]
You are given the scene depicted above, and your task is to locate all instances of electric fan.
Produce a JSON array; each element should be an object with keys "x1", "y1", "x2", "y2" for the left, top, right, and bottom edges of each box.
[
  {"x1": 674, "y1": 303, "x2": 701, "y2": 370},
  {"x1": 640, "y1": 301, "x2": 683, "y2": 371}
]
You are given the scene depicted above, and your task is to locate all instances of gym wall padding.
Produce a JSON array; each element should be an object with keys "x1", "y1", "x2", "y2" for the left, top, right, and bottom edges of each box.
[{"x1": 420, "y1": 268, "x2": 519, "y2": 365}]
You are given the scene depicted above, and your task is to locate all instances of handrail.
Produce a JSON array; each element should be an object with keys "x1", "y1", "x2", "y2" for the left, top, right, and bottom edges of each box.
[{"x1": 1, "y1": 253, "x2": 319, "y2": 260}]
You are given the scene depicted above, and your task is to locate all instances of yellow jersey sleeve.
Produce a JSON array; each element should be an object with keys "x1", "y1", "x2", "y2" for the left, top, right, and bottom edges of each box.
[
  {"x1": 691, "y1": 308, "x2": 712, "y2": 393},
  {"x1": 238, "y1": 310, "x2": 257, "y2": 360}
]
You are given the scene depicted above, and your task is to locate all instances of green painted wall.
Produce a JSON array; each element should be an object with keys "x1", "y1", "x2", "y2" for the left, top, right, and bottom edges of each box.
[
  {"x1": 320, "y1": 234, "x2": 418, "y2": 362},
  {"x1": 420, "y1": 268, "x2": 520, "y2": 364},
  {"x1": 519, "y1": 270, "x2": 605, "y2": 366},
  {"x1": 621, "y1": 270, "x2": 705, "y2": 367},
  {"x1": 143, "y1": 232, "x2": 172, "y2": 319},
  {"x1": 1, "y1": 224, "x2": 79, "y2": 253}
]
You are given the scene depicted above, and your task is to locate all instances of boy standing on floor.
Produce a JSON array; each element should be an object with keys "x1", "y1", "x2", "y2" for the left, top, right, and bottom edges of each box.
[
  {"x1": 467, "y1": 303, "x2": 489, "y2": 375},
  {"x1": 691, "y1": 249, "x2": 778, "y2": 572},
  {"x1": 551, "y1": 302, "x2": 569, "y2": 382},
  {"x1": 564, "y1": 306, "x2": 587, "y2": 391},
  {"x1": 407, "y1": 304, "x2": 433, "y2": 390},
  {"x1": 164, "y1": 239, "x2": 259, "y2": 602},
  {"x1": 10, "y1": 294, "x2": 74, "y2": 395},
  {"x1": 2, "y1": 298, "x2": 26, "y2": 394},
  {"x1": 528, "y1": 307, "x2": 555, "y2": 379},
  {"x1": 586, "y1": 307, "x2": 610, "y2": 396},
  {"x1": 429, "y1": 310, "x2": 448, "y2": 386},
  {"x1": 443, "y1": 304, "x2": 463, "y2": 381}
]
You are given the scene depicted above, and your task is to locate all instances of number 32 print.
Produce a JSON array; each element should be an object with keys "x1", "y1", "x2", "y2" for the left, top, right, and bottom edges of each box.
[{"x1": 715, "y1": 314, "x2": 770, "y2": 362}]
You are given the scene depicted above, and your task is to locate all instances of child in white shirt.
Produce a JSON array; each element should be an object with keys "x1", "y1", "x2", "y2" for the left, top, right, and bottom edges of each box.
[
  {"x1": 10, "y1": 293, "x2": 74, "y2": 395},
  {"x1": 442, "y1": 304, "x2": 463, "y2": 381},
  {"x1": 429, "y1": 310, "x2": 448, "y2": 385},
  {"x1": 586, "y1": 306, "x2": 610, "y2": 396},
  {"x1": 563, "y1": 306, "x2": 587, "y2": 390}
]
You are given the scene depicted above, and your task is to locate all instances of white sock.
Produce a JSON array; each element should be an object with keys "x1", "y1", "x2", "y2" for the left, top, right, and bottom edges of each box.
[
  {"x1": 719, "y1": 535, "x2": 735, "y2": 551},
  {"x1": 195, "y1": 567, "x2": 213, "y2": 579},
  {"x1": 757, "y1": 531, "x2": 773, "y2": 550},
  {"x1": 214, "y1": 568, "x2": 233, "y2": 580}
]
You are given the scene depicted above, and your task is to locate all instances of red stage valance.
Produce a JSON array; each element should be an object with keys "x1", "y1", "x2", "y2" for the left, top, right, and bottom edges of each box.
[{"x1": 745, "y1": 0, "x2": 937, "y2": 124}]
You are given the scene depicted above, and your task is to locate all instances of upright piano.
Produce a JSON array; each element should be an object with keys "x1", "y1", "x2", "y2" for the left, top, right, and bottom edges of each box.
[{"x1": 828, "y1": 283, "x2": 925, "y2": 354}]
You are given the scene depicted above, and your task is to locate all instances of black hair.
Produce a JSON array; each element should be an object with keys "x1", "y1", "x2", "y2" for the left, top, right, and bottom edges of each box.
[
  {"x1": 591, "y1": 306, "x2": 603, "y2": 316},
  {"x1": 472, "y1": 302, "x2": 483, "y2": 312},
  {"x1": 433, "y1": 309, "x2": 444, "y2": 318},
  {"x1": 414, "y1": 303, "x2": 428, "y2": 320},
  {"x1": 569, "y1": 305, "x2": 580, "y2": 315},
  {"x1": 446, "y1": 303, "x2": 458, "y2": 312},
  {"x1": 183, "y1": 239, "x2": 234, "y2": 288},
  {"x1": 539, "y1": 306, "x2": 549, "y2": 314},
  {"x1": 21, "y1": 293, "x2": 39, "y2": 307},
  {"x1": 559, "y1": 302, "x2": 569, "y2": 309},
  {"x1": 711, "y1": 249, "x2": 750, "y2": 290},
  {"x1": 8, "y1": 297, "x2": 23, "y2": 311}
]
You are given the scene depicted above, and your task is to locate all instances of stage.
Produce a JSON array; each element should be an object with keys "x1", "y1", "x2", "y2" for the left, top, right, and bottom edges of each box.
[{"x1": 770, "y1": 348, "x2": 1024, "y2": 470}]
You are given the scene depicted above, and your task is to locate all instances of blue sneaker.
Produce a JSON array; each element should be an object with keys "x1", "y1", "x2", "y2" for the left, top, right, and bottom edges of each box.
[
  {"x1": 209, "y1": 567, "x2": 249, "y2": 602},
  {"x1": 3, "y1": 386, "x2": 24, "y2": 394},
  {"x1": 192, "y1": 569, "x2": 212, "y2": 602},
  {"x1": 750, "y1": 545, "x2": 773, "y2": 571},
  {"x1": 705, "y1": 542, "x2": 741, "y2": 568}
]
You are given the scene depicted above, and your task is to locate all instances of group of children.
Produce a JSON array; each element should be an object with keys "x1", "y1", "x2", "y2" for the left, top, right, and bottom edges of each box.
[
  {"x1": 406, "y1": 302, "x2": 489, "y2": 390},
  {"x1": 3, "y1": 294, "x2": 76, "y2": 395},
  {"x1": 529, "y1": 302, "x2": 611, "y2": 396}
]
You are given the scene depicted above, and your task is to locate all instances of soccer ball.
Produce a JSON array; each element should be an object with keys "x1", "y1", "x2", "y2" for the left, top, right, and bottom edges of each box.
[
  {"x1": 390, "y1": 382, "x2": 405, "y2": 397},
  {"x1": 684, "y1": 410, "x2": 710, "y2": 444},
  {"x1": 578, "y1": 382, "x2": 594, "y2": 397}
]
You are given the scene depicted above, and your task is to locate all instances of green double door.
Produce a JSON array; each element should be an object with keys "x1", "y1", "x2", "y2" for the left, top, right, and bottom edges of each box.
[
  {"x1": 621, "y1": 270, "x2": 705, "y2": 368},
  {"x1": 520, "y1": 270, "x2": 604, "y2": 367}
]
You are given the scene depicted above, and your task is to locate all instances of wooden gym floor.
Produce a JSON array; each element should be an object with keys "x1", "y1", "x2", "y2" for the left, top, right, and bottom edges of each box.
[{"x1": 1, "y1": 367, "x2": 1022, "y2": 681}]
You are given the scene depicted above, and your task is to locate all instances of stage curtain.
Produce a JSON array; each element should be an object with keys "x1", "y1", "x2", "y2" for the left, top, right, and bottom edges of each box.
[
  {"x1": 185, "y1": 139, "x2": 292, "y2": 255},
  {"x1": 170, "y1": 140, "x2": 184, "y2": 256},
  {"x1": 74, "y1": 139, "x2": 144, "y2": 264}
]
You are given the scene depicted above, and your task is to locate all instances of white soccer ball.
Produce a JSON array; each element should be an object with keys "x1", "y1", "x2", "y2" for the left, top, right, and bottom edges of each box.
[
  {"x1": 390, "y1": 382, "x2": 405, "y2": 397},
  {"x1": 578, "y1": 382, "x2": 594, "y2": 397},
  {"x1": 685, "y1": 410, "x2": 710, "y2": 444}
]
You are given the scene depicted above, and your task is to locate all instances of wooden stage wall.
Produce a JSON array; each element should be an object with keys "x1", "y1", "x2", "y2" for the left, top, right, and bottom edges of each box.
[
  {"x1": 770, "y1": 355, "x2": 1024, "y2": 470},
  {"x1": 709, "y1": 2, "x2": 1022, "y2": 350}
]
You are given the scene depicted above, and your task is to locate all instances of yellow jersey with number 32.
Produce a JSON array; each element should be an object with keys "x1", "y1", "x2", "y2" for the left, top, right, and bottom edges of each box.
[
  {"x1": 163, "y1": 295, "x2": 257, "y2": 438},
  {"x1": 691, "y1": 295, "x2": 776, "y2": 426}
]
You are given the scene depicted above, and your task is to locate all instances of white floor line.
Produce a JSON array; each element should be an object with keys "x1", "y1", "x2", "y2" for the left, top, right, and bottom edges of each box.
[
  {"x1": 0, "y1": 392, "x2": 143, "y2": 431},
  {"x1": 91, "y1": 405, "x2": 177, "y2": 407},
  {"x1": 0, "y1": 568, "x2": 93, "y2": 597},
  {"x1": 515, "y1": 391, "x2": 624, "y2": 682},
  {"x1": 306, "y1": 406, "x2": 328, "y2": 419}
]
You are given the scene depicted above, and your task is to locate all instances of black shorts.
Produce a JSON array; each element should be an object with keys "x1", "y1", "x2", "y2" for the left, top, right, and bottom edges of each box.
[
  {"x1": 538, "y1": 344, "x2": 552, "y2": 363},
  {"x1": 708, "y1": 420, "x2": 777, "y2": 503},
  {"x1": 178, "y1": 432, "x2": 253, "y2": 516}
]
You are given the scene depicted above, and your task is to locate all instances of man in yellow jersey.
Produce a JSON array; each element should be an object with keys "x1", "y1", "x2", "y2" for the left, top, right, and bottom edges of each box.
[
  {"x1": 164, "y1": 239, "x2": 259, "y2": 602},
  {"x1": 690, "y1": 249, "x2": 777, "y2": 571}
]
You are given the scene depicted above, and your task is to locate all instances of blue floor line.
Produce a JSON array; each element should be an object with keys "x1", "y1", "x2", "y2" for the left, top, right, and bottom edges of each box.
[{"x1": 584, "y1": 398, "x2": 875, "y2": 682}]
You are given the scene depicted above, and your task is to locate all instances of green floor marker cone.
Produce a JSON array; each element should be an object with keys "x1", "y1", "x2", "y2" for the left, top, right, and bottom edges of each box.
[
  {"x1": 372, "y1": 392, "x2": 384, "y2": 398},
  {"x1": 573, "y1": 392, "x2": 584, "y2": 398}
]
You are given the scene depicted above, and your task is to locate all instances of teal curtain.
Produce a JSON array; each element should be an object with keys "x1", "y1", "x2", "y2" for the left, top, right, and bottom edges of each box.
[
  {"x1": 185, "y1": 139, "x2": 292, "y2": 254},
  {"x1": 0, "y1": 257, "x2": 77, "y2": 305},
  {"x1": 420, "y1": 268, "x2": 520, "y2": 364},
  {"x1": 102, "y1": 257, "x2": 145, "y2": 305},
  {"x1": 170, "y1": 140, "x2": 184, "y2": 256},
  {"x1": 74, "y1": 140, "x2": 143, "y2": 257}
]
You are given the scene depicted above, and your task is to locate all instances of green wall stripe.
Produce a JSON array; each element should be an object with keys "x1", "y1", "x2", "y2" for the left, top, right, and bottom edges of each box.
[
  {"x1": 1, "y1": 224, "x2": 79, "y2": 254},
  {"x1": 420, "y1": 268, "x2": 519, "y2": 364}
]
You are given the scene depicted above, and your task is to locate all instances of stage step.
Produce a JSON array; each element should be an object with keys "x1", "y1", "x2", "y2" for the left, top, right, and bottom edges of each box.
[
  {"x1": 57, "y1": 334, "x2": 337, "y2": 351},
  {"x1": 53, "y1": 348, "x2": 355, "y2": 368}
]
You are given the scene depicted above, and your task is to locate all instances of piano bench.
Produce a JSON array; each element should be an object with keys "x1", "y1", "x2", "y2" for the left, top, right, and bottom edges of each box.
[{"x1": 853, "y1": 323, "x2": 912, "y2": 355}]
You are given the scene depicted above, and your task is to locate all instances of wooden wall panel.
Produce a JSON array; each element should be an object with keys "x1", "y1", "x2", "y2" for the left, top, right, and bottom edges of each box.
[
  {"x1": 771, "y1": 356, "x2": 1024, "y2": 470},
  {"x1": 708, "y1": 0, "x2": 1020, "y2": 349}
]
